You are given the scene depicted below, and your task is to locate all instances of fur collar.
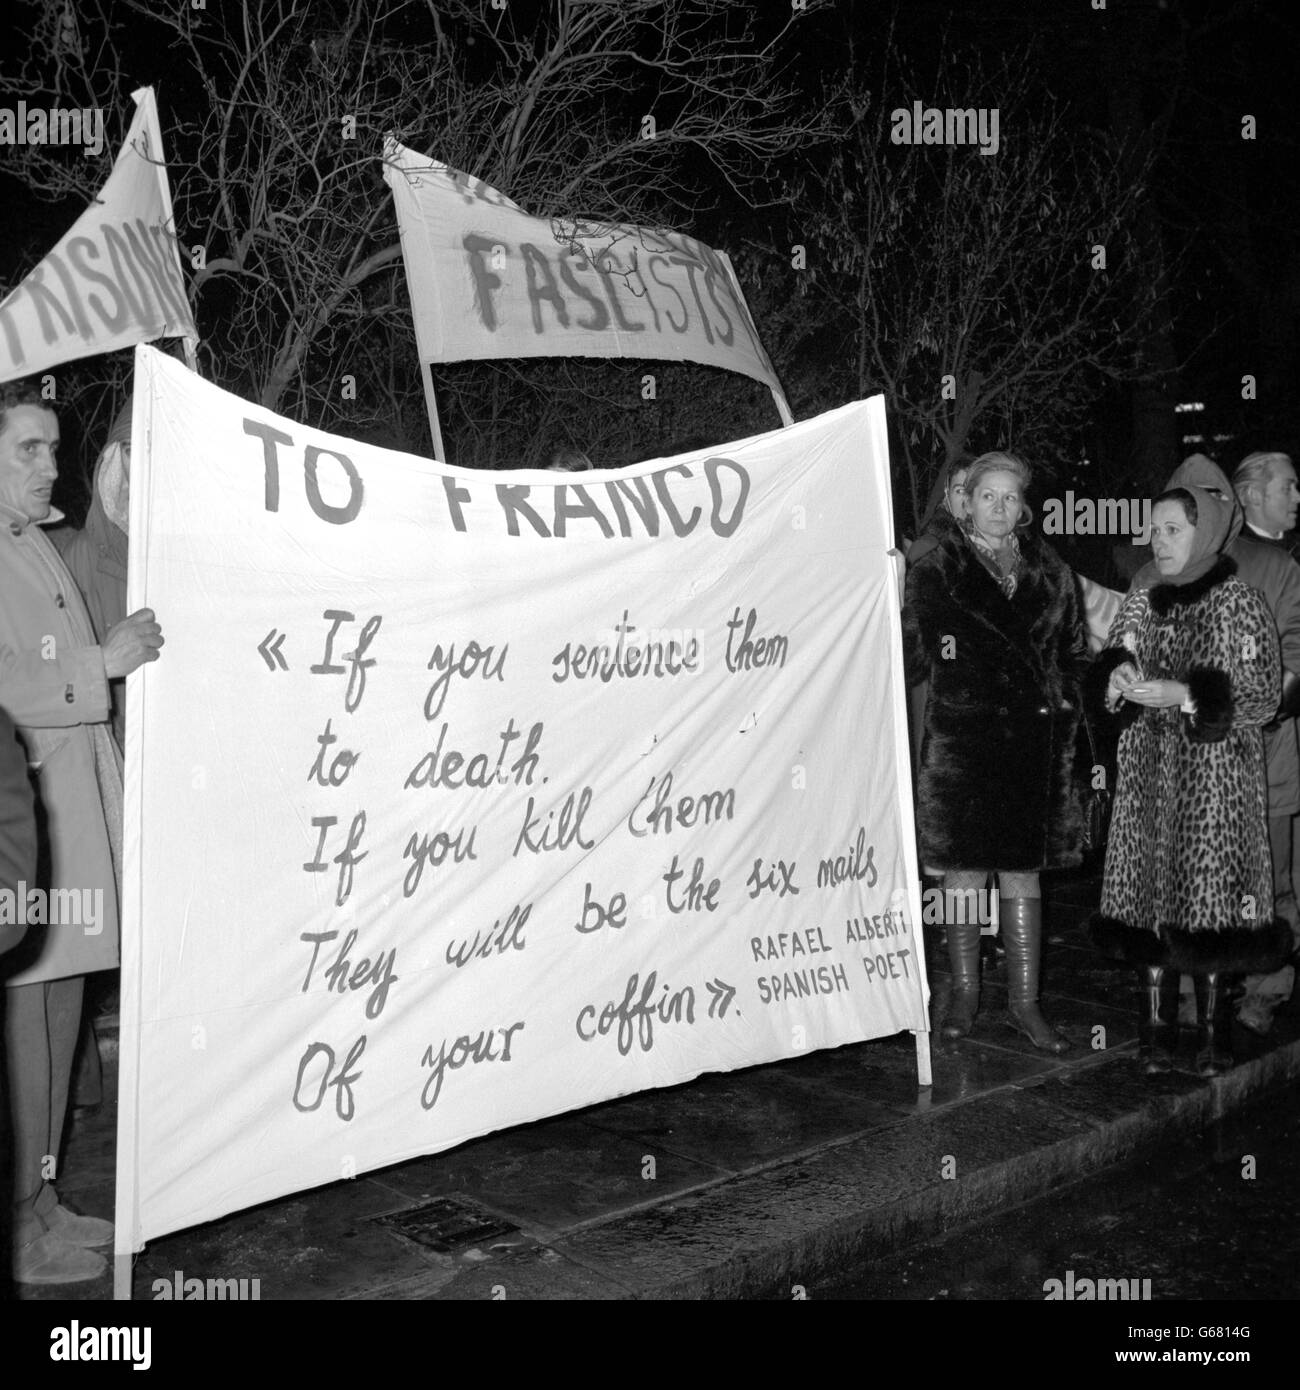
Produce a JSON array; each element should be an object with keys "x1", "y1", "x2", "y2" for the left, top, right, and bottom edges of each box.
[
  {"x1": 1147, "y1": 554, "x2": 1237, "y2": 617},
  {"x1": 917, "y1": 524, "x2": 1069, "y2": 683}
]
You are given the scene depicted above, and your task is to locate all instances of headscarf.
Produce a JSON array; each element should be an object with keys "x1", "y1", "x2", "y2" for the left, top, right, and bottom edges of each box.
[
  {"x1": 1131, "y1": 454, "x2": 1242, "y2": 591},
  {"x1": 962, "y1": 516, "x2": 1022, "y2": 598}
]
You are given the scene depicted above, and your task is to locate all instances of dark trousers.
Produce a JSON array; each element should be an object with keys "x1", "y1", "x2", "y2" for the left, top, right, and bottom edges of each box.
[{"x1": 3, "y1": 976, "x2": 83, "y2": 1245}]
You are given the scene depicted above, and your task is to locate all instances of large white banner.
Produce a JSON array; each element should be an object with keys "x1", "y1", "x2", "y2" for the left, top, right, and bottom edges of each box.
[
  {"x1": 116, "y1": 347, "x2": 926, "y2": 1250},
  {"x1": 0, "y1": 89, "x2": 197, "y2": 383},
  {"x1": 383, "y1": 138, "x2": 789, "y2": 417}
]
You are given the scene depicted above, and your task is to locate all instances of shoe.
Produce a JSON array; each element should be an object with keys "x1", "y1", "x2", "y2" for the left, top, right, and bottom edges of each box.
[
  {"x1": 1137, "y1": 965, "x2": 1177, "y2": 1074},
  {"x1": 1002, "y1": 897, "x2": 1070, "y2": 1054},
  {"x1": 45, "y1": 1203, "x2": 114, "y2": 1248},
  {"x1": 941, "y1": 922, "x2": 982, "y2": 1039},
  {"x1": 1194, "y1": 973, "x2": 1233, "y2": 1077},
  {"x1": 14, "y1": 1231, "x2": 107, "y2": 1285}
]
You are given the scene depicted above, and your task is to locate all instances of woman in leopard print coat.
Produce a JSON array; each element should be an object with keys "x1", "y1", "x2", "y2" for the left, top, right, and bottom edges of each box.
[{"x1": 1088, "y1": 456, "x2": 1291, "y2": 1077}]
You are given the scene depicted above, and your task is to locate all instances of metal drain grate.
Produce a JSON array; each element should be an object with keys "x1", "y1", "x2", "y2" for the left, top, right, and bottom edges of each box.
[{"x1": 375, "y1": 1197, "x2": 519, "y2": 1253}]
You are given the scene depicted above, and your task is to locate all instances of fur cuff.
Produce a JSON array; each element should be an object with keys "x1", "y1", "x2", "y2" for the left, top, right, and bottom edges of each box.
[
  {"x1": 1162, "y1": 918, "x2": 1292, "y2": 975},
  {"x1": 1088, "y1": 913, "x2": 1167, "y2": 965},
  {"x1": 1089, "y1": 912, "x2": 1292, "y2": 975},
  {"x1": 1184, "y1": 666, "x2": 1234, "y2": 744}
]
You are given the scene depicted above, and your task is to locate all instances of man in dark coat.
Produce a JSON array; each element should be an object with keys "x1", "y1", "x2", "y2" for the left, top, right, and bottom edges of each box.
[
  {"x1": 0, "y1": 706, "x2": 34, "y2": 957},
  {"x1": 1229, "y1": 457, "x2": 1300, "y2": 1032},
  {"x1": 1, "y1": 704, "x2": 36, "y2": 1291},
  {"x1": 1235, "y1": 450, "x2": 1300, "y2": 563}
]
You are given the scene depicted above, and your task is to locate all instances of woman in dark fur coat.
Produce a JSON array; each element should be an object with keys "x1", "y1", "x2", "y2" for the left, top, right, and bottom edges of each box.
[
  {"x1": 1087, "y1": 455, "x2": 1290, "y2": 1077},
  {"x1": 903, "y1": 451, "x2": 1088, "y2": 1053}
]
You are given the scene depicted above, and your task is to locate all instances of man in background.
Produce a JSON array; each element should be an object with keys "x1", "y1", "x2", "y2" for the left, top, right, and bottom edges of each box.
[
  {"x1": 1235, "y1": 450, "x2": 1300, "y2": 563},
  {"x1": 1231, "y1": 453, "x2": 1300, "y2": 1034},
  {"x1": 52, "y1": 400, "x2": 133, "y2": 1119},
  {"x1": 57, "y1": 401, "x2": 131, "y2": 747}
]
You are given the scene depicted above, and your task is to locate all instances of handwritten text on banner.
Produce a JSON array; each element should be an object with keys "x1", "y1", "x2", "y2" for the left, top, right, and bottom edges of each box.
[
  {"x1": 0, "y1": 90, "x2": 196, "y2": 384},
  {"x1": 382, "y1": 138, "x2": 786, "y2": 408},
  {"x1": 116, "y1": 347, "x2": 925, "y2": 1245}
]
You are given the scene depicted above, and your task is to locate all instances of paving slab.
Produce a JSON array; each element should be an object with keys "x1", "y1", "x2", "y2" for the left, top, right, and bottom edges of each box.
[
  {"x1": 15, "y1": 868, "x2": 1300, "y2": 1301},
  {"x1": 362, "y1": 1112, "x2": 730, "y2": 1235}
]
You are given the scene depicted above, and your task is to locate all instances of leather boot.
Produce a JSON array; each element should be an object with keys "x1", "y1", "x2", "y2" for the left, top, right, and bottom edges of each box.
[
  {"x1": 941, "y1": 922, "x2": 982, "y2": 1039},
  {"x1": 1137, "y1": 965, "x2": 1176, "y2": 1074},
  {"x1": 1194, "y1": 973, "x2": 1233, "y2": 1077},
  {"x1": 1002, "y1": 897, "x2": 1070, "y2": 1054}
]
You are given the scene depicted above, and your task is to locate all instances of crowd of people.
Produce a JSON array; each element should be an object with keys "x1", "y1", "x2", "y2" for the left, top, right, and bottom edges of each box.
[
  {"x1": 2, "y1": 373, "x2": 1297, "y2": 1288},
  {"x1": 905, "y1": 448, "x2": 1298, "y2": 1075}
]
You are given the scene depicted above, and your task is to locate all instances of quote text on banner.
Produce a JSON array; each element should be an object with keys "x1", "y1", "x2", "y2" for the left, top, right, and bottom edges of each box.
[
  {"x1": 0, "y1": 89, "x2": 196, "y2": 384},
  {"x1": 383, "y1": 139, "x2": 784, "y2": 400},
  {"x1": 117, "y1": 347, "x2": 926, "y2": 1244}
]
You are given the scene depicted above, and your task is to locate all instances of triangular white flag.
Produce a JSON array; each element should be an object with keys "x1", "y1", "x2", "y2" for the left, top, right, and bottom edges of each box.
[{"x1": 0, "y1": 88, "x2": 198, "y2": 383}]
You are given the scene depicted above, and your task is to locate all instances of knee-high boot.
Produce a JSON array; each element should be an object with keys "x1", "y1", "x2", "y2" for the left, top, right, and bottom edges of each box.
[
  {"x1": 941, "y1": 922, "x2": 983, "y2": 1039},
  {"x1": 1193, "y1": 973, "x2": 1233, "y2": 1077},
  {"x1": 1003, "y1": 897, "x2": 1070, "y2": 1054},
  {"x1": 1137, "y1": 965, "x2": 1177, "y2": 1074}
]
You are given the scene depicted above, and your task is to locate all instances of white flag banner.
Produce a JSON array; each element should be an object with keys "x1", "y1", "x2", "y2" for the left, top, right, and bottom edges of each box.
[
  {"x1": 382, "y1": 138, "x2": 790, "y2": 419},
  {"x1": 116, "y1": 346, "x2": 926, "y2": 1250},
  {"x1": 0, "y1": 89, "x2": 197, "y2": 383}
]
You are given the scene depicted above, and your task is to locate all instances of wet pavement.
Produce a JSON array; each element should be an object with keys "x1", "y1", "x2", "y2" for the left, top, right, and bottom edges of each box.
[
  {"x1": 820, "y1": 1077, "x2": 1300, "y2": 1301},
  {"x1": 16, "y1": 867, "x2": 1300, "y2": 1301}
]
